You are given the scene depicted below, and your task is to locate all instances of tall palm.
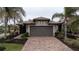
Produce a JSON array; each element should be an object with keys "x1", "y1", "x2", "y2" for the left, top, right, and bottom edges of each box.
[
  {"x1": 52, "y1": 7, "x2": 79, "y2": 39},
  {"x1": 0, "y1": 7, "x2": 9, "y2": 39},
  {"x1": 52, "y1": 13, "x2": 64, "y2": 36},
  {"x1": 7, "y1": 7, "x2": 25, "y2": 33},
  {"x1": 0, "y1": 7, "x2": 25, "y2": 39},
  {"x1": 52, "y1": 13, "x2": 64, "y2": 22},
  {"x1": 64, "y1": 7, "x2": 79, "y2": 39}
]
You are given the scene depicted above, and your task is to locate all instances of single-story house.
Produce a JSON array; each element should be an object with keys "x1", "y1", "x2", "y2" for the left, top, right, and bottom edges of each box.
[{"x1": 18, "y1": 17, "x2": 64, "y2": 36}]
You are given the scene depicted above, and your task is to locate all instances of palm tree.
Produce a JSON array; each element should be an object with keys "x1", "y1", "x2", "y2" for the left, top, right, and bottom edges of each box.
[
  {"x1": 0, "y1": 7, "x2": 25, "y2": 39},
  {"x1": 64, "y1": 7, "x2": 79, "y2": 39},
  {"x1": 52, "y1": 13, "x2": 64, "y2": 19},
  {"x1": 52, "y1": 13, "x2": 64, "y2": 22},
  {"x1": 52, "y1": 7, "x2": 79, "y2": 39},
  {"x1": 0, "y1": 7, "x2": 9, "y2": 39},
  {"x1": 52, "y1": 13, "x2": 64, "y2": 36},
  {"x1": 7, "y1": 7, "x2": 25, "y2": 34}
]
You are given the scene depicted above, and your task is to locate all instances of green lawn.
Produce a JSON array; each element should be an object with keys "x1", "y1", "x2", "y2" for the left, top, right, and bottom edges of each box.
[
  {"x1": 64, "y1": 38, "x2": 79, "y2": 50},
  {"x1": 0, "y1": 43, "x2": 23, "y2": 51}
]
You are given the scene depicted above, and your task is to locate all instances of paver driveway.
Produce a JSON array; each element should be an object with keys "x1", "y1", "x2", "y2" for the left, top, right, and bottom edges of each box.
[{"x1": 22, "y1": 37, "x2": 72, "y2": 51}]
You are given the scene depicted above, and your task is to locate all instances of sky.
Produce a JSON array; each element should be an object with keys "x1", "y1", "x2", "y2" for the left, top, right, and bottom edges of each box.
[
  {"x1": 23, "y1": 7, "x2": 64, "y2": 21},
  {"x1": 0, "y1": 7, "x2": 64, "y2": 26}
]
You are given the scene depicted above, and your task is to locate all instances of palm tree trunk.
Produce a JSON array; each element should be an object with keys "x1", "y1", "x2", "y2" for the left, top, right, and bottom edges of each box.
[
  {"x1": 64, "y1": 17, "x2": 67, "y2": 39},
  {"x1": 13, "y1": 17, "x2": 16, "y2": 35},
  {"x1": 4, "y1": 17, "x2": 8, "y2": 39},
  {"x1": 8, "y1": 25, "x2": 11, "y2": 34}
]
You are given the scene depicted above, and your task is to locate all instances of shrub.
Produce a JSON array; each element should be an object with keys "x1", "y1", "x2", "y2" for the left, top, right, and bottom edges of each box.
[
  {"x1": 0, "y1": 46, "x2": 6, "y2": 51},
  {"x1": 72, "y1": 40, "x2": 79, "y2": 49},
  {"x1": 64, "y1": 38, "x2": 79, "y2": 49},
  {"x1": 0, "y1": 38, "x2": 6, "y2": 43},
  {"x1": 55, "y1": 31, "x2": 64, "y2": 39},
  {"x1": 64, "y1": 39, "x2": 75, "y2": 46},
  {"x1": 21, "y1": 33, "x2": 29, "y2": 38},
  {"x1": 5, "y1": 39, "x2": 27, "y2": 44},
  {"x1": 67, "y1": 33, "x2": 77, "y2": 39},
  {"x1": 0, "y1": 38, "x2": 27, "y2": 44}
]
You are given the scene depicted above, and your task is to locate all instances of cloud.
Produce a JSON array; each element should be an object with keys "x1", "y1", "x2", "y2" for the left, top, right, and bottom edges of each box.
[{"x1": 23, "y1": 7, "x2": 64, "y2": 21}]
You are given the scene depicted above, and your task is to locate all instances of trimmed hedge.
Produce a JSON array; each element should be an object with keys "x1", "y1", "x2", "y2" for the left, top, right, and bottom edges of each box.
[
  {"x1": 64, "y1": 38, "x2": 79, "y2": 50},
  {"x1": 21, "y1": 33, "x2": 29, "y2": 37},
  {"x1": 7, "y1": 32, "x2": 19, "y2": 39},
  {"x1": 6, "y1": 39, "x2": 27, "y2": 44},
  {"x1": 0, "y1": 38, "x2": 27, "y2": 44},
  {"x1": 0, "y1": 46, "x2": 6, "y2": 51},
  {"x1": 55, "y1": 31, "x2": 78, "y2": 39},
  {"x1": 0, "y1": 33, "x2": 28, "y2": 44},
  {"x1": 67, "y1": 33, "x2": 77, "y2": 39},
  {"x1": 55, "y1": 31, "x2": 64, "y2": 39}
]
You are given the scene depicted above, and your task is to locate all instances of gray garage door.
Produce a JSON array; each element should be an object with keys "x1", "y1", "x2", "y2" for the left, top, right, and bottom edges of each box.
[{"x1": 30, "y1": 26, "x2": 53, "y2": 36}]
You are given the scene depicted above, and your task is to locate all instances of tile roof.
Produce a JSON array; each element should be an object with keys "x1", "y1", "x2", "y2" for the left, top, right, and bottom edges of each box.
[{"x1": 33, "y1": 17, "x2": 50, "y2": 21}]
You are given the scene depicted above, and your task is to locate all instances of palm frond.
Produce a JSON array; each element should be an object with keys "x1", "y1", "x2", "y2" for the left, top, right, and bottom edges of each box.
[{"x1": 52, "y1": 13, "x2": 64, "y2": 19}]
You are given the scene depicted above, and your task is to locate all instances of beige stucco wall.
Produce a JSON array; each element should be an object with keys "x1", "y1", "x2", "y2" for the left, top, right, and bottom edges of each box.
[
  {"x1": 26, "y1": 25, "x2": 30, "y2": 35},
  {"x1": 53, "y1": 25, "x2": 58, "y2": 36},
  {"x1": 35, "y1": 21, "x2": 48, "y2": 26},
  {"x1": 26, "y1": 20, "x2": 59, "y2": 36}
]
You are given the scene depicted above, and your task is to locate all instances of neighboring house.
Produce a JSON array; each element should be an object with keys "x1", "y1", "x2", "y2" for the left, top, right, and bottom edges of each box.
[{"x1": 18, "y1": 17, "x2": 63, "y2": 36}]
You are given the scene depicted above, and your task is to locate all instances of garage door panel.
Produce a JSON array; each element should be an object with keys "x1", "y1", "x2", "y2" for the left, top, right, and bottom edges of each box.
[{"x1": 30, "y1": 26, "x2": 53, "y2": 36}]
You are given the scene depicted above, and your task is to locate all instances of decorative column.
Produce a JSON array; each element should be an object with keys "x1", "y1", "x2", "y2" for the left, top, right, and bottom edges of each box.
[
  {"x1": 64, "y1": 20, "x2": 67, "y2": 39},
  {"x1": 27, "y1": 25, "x2": 30, "y2": 36},
  {"x1": 53, "y1": 25, "x2": 55, "y2": 36}
]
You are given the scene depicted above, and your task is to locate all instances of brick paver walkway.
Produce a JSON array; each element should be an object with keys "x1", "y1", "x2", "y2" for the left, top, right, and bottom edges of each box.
[{"x1": 22, "y1": 37, "x2": 72, "y2": 51}]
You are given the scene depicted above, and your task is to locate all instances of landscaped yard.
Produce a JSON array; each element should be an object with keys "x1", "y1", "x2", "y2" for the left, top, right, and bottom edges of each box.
[
  {"x1": 55, "y1": 31, "x2": 79, "y2": 50},
  {"x1": 64, "y1": 38, "x2": 79, "y2": 50},
  {"x1": 0, "y1": 43, "x2": 23, "y2": 51},
  {"x1": 0, "y1": 32, "x2": 28, "y2": 51}
]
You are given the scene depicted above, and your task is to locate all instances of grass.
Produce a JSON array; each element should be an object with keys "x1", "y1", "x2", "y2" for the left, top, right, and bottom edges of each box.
[
  {"x1": 64, "y1": 38, "x2": 79, "y2": 50},
  {"x1": 0, "y1": 34, "x2": 28, "y2": 51},
  {"x1": 0, "y1": 43, "x2": 23, "y2": 51}
]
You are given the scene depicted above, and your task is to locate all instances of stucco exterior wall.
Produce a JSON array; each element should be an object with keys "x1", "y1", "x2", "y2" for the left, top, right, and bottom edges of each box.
[
  {"x1": 35, "y1": 21, "x2": 49, "y2": 26},
  {"x1": 24, "y1": 17, "x2": 62, "y2": 36},
  {"x1": 26, "y1": 25, "x2": 30, "y2": 35},
  {"x1": 53, "y1": 25, "x2": 58, "y2": 36}
]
